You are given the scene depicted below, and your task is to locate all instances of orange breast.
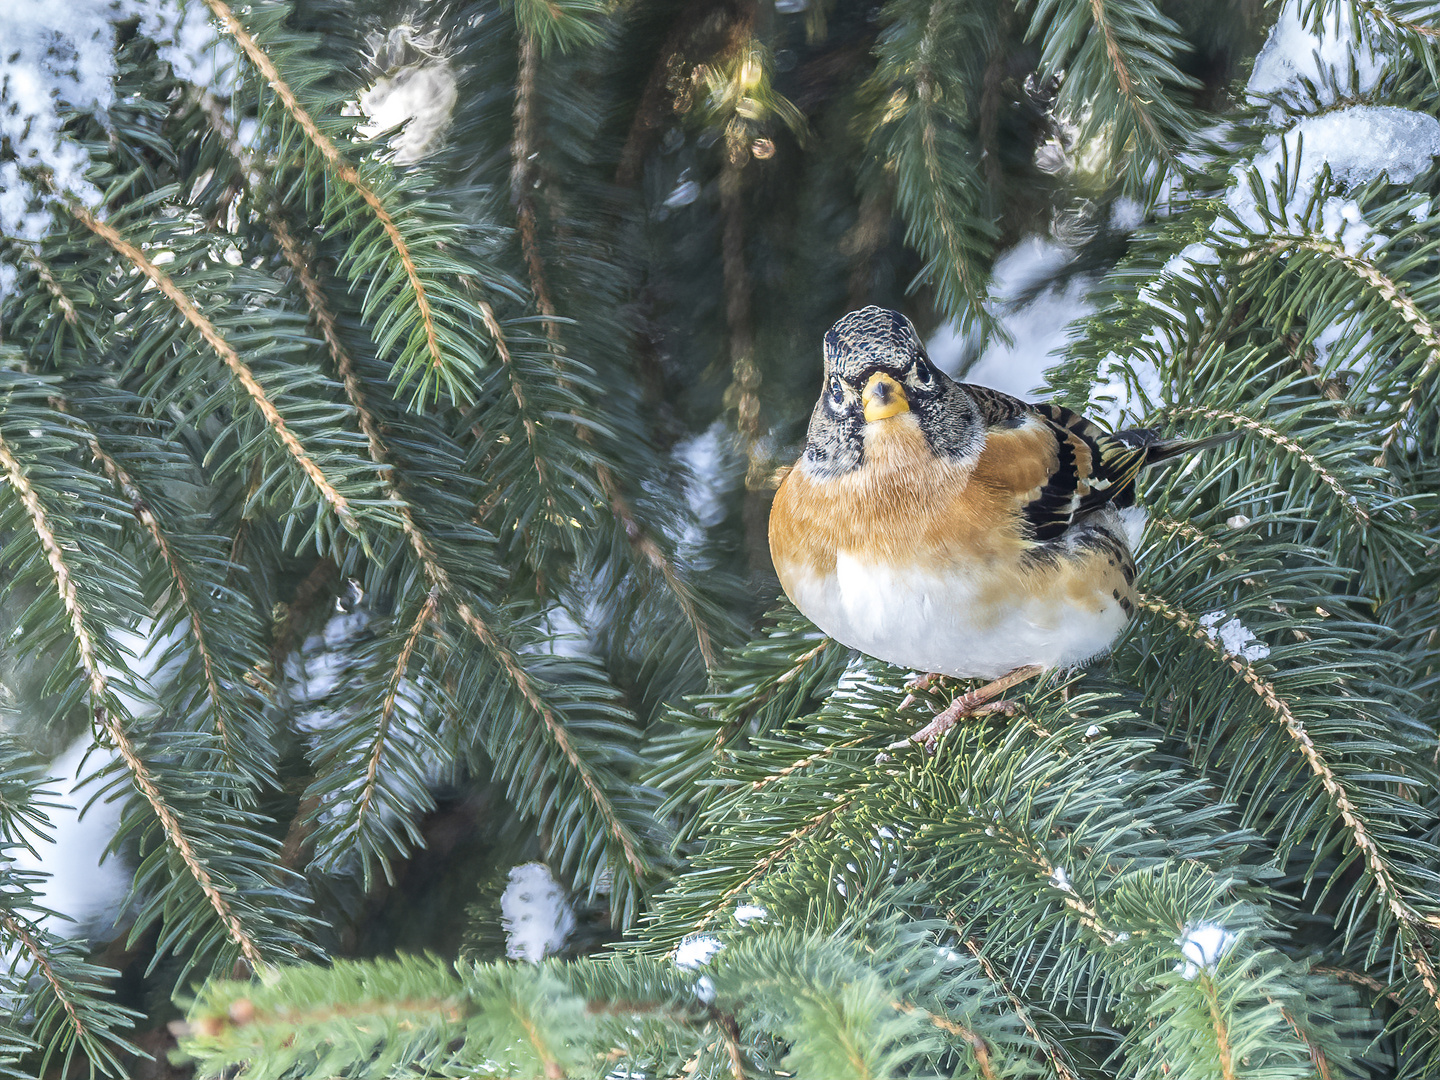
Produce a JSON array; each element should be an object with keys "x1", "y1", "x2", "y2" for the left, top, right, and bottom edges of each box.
[
  {"x1": 769, "y1": 415, "x2": 1135, "y2": 615},
  {"x1": 770, "y1": 416, "x2": 1028, "y2": 578}
]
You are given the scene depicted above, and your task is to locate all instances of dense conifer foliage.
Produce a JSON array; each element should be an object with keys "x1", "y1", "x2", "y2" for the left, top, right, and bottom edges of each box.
[{"x1": 2, "y1": 0, "x2": 1439, "y2": 1076}]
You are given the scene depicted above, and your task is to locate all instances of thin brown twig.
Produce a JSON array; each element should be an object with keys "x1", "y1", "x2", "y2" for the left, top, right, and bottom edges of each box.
[
  {"x1": 709, "y1": 1007, "x2": 749, "y2": 1080},
  {"x1": 1283, "y1": 331, "x2": 1352, "y2": 416},
  {"x1": 1150, "y1": 515, "x2": 1237, "y2": 563},
  {"x1": 1087, "y1": 0, "x2": 1167, "y2": 151},
  {"x1": 29, "y1": 249, "x2": 79, "y2": 325},
  {"x1": 892, "y1": 1000, "x2": 996, "y2": 1079},
  {"x1": 961, "y1": 937, "x2": 1081, "y2": 1080},
  {"x1": 354, "y1": 588, "x2": 440, "y2": 832},
  {"x1": 685, "y1": 797, "x2": 854, "y2": 939},
  {"x1": 1316, "y1": 964, "x2": 1422, "y2": 1017},
  {"x1": 1198, "y1": 973, "x2": 1238, "y2": 1080},
  {"x1": 513, "y1": 1003, "x2": 567, "y2": 1080},
  {"x1": 0, "y1": 911, "x2": 89, "y2": 1049},
  {"x1": 87, "y1": 428, "x2": 240, "y2": 757}
]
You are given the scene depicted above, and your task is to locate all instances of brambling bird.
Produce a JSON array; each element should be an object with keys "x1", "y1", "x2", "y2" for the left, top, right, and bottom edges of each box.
[{"x1": 768, "y1": 306, "x2": 1230, "y2": 745}]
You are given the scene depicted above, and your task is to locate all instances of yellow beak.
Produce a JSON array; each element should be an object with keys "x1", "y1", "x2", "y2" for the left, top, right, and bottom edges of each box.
[{"x1": 862, "y1": 372, "x2": 910, "y2": 423}]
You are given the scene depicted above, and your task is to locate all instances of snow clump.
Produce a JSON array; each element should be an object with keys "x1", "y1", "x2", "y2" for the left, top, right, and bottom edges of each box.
[
  {"x1": 1199, "y1": 611, "x2": 1271, "y2": 663},
  {"x1": 1247, "y1": 0, "x2": 1386, "y2": 120},
  {"x1": 674, "y1": 934, "x2": 723, "y2": 969},
  {"x1": 501, "y1": 862, "x2": 574, "y2": 963},
  {"x1": 1176, "y1": 923, "x2": 1236, "y2": 979},
  {"x1": 0, "y1": 0, "x2": 233, "y2": 295}
]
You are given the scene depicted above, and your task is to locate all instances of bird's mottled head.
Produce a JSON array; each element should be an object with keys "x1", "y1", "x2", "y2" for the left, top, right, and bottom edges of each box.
[
  {"x1": 823, "y1": 306, "x2": 926, "y2": 383},
  {"x1": 802, "y1": 306, "x2": 980, "y2": 477}
]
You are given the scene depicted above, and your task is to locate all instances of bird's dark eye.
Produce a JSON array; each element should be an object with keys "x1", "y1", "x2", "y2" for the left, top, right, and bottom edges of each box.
[
  {"x1": 828, "y1": 377, "x2": 845, "y2": 406},
  {"x1": 915, "y1": 359, "x2": 933, "y2": 384}
]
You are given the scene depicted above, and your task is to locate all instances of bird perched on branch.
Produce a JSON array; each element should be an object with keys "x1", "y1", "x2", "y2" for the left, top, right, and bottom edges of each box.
[{"x1": 768, "y1": 306, "x2": 1231, "y2": 746}]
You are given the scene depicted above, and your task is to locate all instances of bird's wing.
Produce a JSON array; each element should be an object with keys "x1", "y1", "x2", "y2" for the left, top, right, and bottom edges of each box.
[{"x1": 960, "y1": 383, "x2": 1156, "y2": 543}]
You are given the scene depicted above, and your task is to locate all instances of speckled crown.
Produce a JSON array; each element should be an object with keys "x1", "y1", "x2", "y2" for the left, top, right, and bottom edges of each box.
[{"x1": 822, "y1": 306, "x2": 921, "y2": 377}]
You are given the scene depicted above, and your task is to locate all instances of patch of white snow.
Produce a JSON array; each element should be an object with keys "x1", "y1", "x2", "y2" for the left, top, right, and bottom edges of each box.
[
  {"x1": 928, "y1": 236, "x2": 1095, "y2": 401},
  {"x1": 10, "y1": 736, "x2": 128, "y2": 937},
  {"x1": 1176, "y1": 922, "x2": 1236, "y2": 979},
  {"x1": 501, "y1": 862, "x2": 574, "y2": 963},
  {"x1": 1247, "y1": 0, "x2": 1386, "y2": 119},
  {"x1": 1199, "y1": 610, "x2": 1270, "y2": 663},
  {"x1": 674, "y1": 934, "x2": 723, "y2": 969}
]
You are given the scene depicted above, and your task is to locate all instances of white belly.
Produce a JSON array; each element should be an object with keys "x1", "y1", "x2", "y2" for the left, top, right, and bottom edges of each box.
[{"x1": 784, "y1": 552, "x2": 1128, "y2": 679}]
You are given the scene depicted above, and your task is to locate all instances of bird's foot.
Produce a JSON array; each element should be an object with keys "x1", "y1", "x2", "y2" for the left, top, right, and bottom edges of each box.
[
  {"x1": 898, "y1": 671, "x2": 945, "y2": 713},
  {"x1": 887, "y1": 665, "x2": 1044, "y2": 752}
]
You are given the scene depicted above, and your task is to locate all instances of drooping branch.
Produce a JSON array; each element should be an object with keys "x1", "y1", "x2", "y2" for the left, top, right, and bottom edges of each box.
[
  {"x1": 1260, "y1": 234, "x2": 1440, "y2": 463},
  {"x1": 0, "y1": 911, "x2": 88, "y2": 1055},
  {"x1": 1137, "y1": 591, "x2": 1440, "y2": 1011},
  {"x1": 88, "y1": 428, "x2": 241, "y2": 759},
  {"x1": 66, "y1": 202, "x2": 364, "y2": 542},
  {"x1": 0, "y1": 429, "x2": 267, "y2": 970},
  {"x1": 266, "y1": 214, "x2": 645, "y2": 881},
  {"x1": 508, "y1": 31, "x2": 717, "y2": 668},
  {"x1": 201, "y1": 0, "x2": 444, "y2": 381},
  {"x1": 353, "y1": 588, "x2": 440, "y2": 835},
  {"x1": 1087, "y1": 0, "x2": 1165, "y2": 151}
]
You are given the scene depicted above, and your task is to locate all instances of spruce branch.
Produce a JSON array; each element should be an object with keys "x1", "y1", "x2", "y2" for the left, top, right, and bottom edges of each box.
[
  {"x1": 0, "y1": 426, "x2": 268, "y2": 971},
  {"x1": 1257, "y1": 233, "x2": 1440, "y2": 464},
  {"x1": 1198, "y1": 970, "x2": 1240, "y2": 1080},
  {"x1": 1347, "y1": 0, "x2": 1440, "y2": 40},
  {"x1": 961, "y1": 935, "x2": 1081, "y2": 1080},
  {"x1": 1026, "y1": 0, "x2": 1201, "y2": 194},
  {"x1": 64, "y1": 203, "x2": 365, "y2": 546},
  {"x1": 452, "y1": 600, "x2": 649, "y2": 882},
  {"x1": 509, "y1": 28, "x2": 717, "y2": 669},
  {"x1": 870, "y1": 0, "x2": 998, "y2": 337},
  {"x1": 24, "y1": 248, "x2": 79, "y2": 328},
  {"x1": 200, "y1": 0, "x2": 448, "y2": 397},
  {"x1": 682, "y1": 795, "x2": 856, "y2": 942},
  {"x1": 0, "y1": 902, "x2": 141, "y2": 1079},
  {"x1": 1, "y1": 912, "x2": 83, "y2": 1064},
  {"x1": 266, "y1": 192, "x2": 651, "y2": 893},
  {"x1": 81, "y1": 428, "x2": 251, "y2": 773},
  {"x1": 1149, "y1": 516, "x2": 1240, "y2": 565},
  {"x1": 1137, "y1": 591, "x2": 1440, "y2": 1012},
  {"x1": 891, "y1": 999, "x2": 997, "y2": 1078},
  {"x1": 1159, "y1": 405, "x2": 1371, "y2": 525},
  {"x1": 369, "y1": 591, "x2": 440, "y2": 796}
]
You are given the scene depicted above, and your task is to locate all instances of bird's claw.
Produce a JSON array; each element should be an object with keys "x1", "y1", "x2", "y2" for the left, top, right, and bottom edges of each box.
[
  {"x1": 887, "y1": 666, "x2": 1044, "y2": 754},
  {"x1": 898, "y1": 672, "x2": 944, "y2": 713},
  {"x1": 888, "y1": 699, "x2": 1019, "y2": 752}
]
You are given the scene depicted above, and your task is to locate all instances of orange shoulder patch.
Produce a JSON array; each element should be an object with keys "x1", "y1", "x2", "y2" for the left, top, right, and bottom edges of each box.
[{"x1": 970, "y1": 419, "x2": 1060, "y2": 504}]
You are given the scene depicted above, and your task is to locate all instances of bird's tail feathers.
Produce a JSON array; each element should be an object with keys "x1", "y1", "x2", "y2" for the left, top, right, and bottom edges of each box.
[{"x1": 1140, "y1": 429, "x2": 1240, "y2": 469}]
